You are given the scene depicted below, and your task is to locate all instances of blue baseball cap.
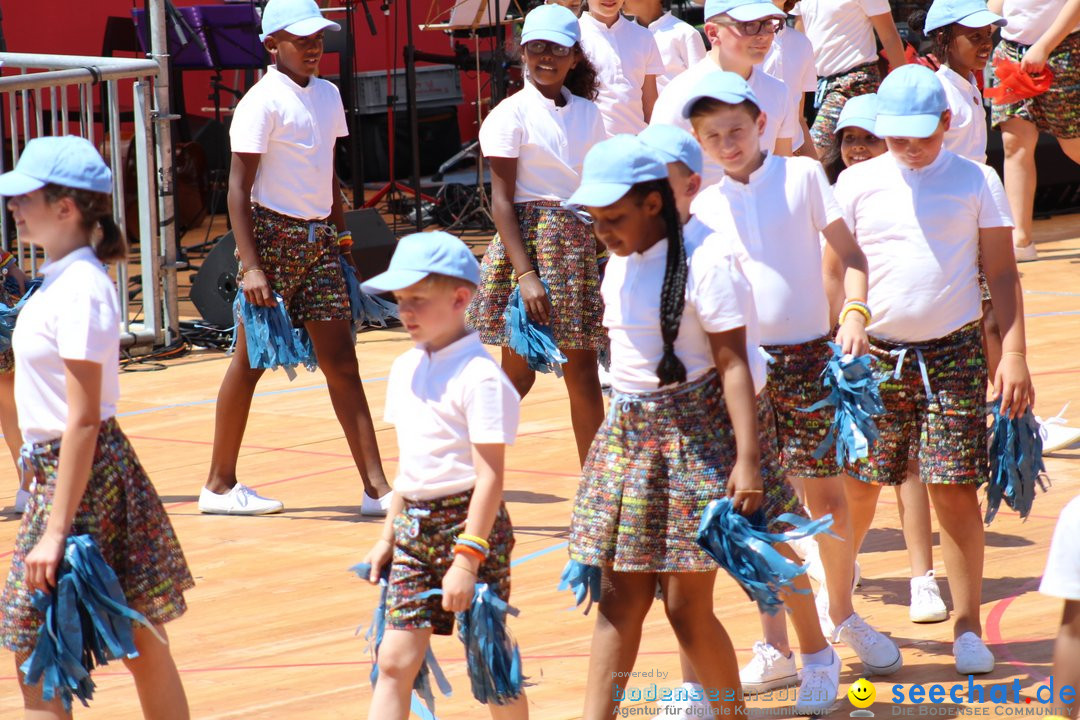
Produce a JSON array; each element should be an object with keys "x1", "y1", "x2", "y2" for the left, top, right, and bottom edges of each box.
[
  {"x1": 521, "y1": 4, "x2": 580, "y2": 47},
  {"x1": 835, "y1": 94, "x2": 879, "y2": 134},
  {"x1": 681, "y1": 70, "x2": 761, "y2": 118},
  {"x1": 260, "y1": 0, "x2": 340, "y2": 41},
  {"x1": 874, "y1": 65, "x2": 949, "y2": 139},
  {"x1": 566, "y1": 135, "x2": 669, "y2": 208},
  {"x1": 638, "y1": 124, "x2": 704, "y2": 175},
  {"x1": 704, "y1": 0, "x2": 786, "y2": 22},
  {"x1": 361, "y1": 231, "x2": 480, "y2": 292},
  {"x1": 0, "y1": 135, "x2": 112, "y2": 196},
  {"x1": 925, "y1": 0, "x2": 1006, "y2": 32}
]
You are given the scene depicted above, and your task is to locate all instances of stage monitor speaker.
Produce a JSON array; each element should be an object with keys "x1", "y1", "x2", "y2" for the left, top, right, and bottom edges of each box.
[
  {"x1": 338, "y1": 106, "x2": 461, "y2": 183},
  {"x1": 190, "y1": 211, "x2": 398, "y2": 327}
]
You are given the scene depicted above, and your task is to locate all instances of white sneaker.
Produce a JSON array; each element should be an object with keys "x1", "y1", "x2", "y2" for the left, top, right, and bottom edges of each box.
[
  {"x1": 1014, "y1": 243, "x2": 1039, "y2": 262},
  {"x1": 651, "y1": 683, "x2": 712, "y2": 719},
  {"x1": 794, "y1": 648, "x2": 841, "y2": 715},
  {"x1": 816, "y1": 584, "x2": 835, "y2": 641},
  {"x1": 740, "y1": 641, "x2": 799, "y2": 692},
  {"x1": 910, "y1": 571, "x2": 948, "y2": 623},
  {"x1": 836, "y1": 613, "x2": 903, "y2": 675},
  {"x1": 954, "y1": 632, "x2": 995, "y2": 675},
  {"x1": 361, "y1": 489, "x2": 393, "y2": 516},
  {"x1": 13, "y1": 488, "x2": 30, "y2": 514},
  {"x1": 198, "y1": 483, "x2": 284, "y2": 515}
]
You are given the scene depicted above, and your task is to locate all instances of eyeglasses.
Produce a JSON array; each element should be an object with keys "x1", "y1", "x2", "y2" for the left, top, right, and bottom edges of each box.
[
  {"x1": 524, "y1": 40, "x2": 573, "y2": 57},
  {"x1": 716, "y1": 18, "x2": 784, "y2": 36}
]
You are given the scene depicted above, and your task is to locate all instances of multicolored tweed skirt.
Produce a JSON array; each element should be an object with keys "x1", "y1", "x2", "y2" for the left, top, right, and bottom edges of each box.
[{"x1": 990, "y1": 32, "x2": 1080, "y2": 139}]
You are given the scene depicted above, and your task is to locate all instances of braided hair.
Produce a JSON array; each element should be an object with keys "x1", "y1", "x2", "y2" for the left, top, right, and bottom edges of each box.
[
  {"x1": 627, "y1": 179, "x2": 688, "y2": 387},
  {"x1": 907, "y1": 10, "x2": 953, "y2": 65}
]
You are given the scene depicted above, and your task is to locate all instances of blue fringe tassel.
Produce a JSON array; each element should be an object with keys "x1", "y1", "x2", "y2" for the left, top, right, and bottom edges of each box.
[
  {"x1": 504, "y1": 284, "x2": 567, "y2": 376},
  {"x1": 984, "y1": 403, "x2": 1049, "y2": 524},
  {"x1": 456, "y1": 583, "x2": 525, "y2": 705},
  {"x1": 20, "y1": 535, "x2": 163, "y2": 711},
  {"x1": 696, "y1": 498, "x2": 837, "y2": 615},
  {"x1": 350, "y1": 563, "x2": 452, "y2": 714},
  {"x1": 0, "y1": 278, "x2": 41, "y2": 354},
  {"x1": 557, "y1": 559, "x2": 603, "y2": 615},
  {"x1": 233, "y1": 293, "x2": 316, "y2": 380},
  {"x1": 341, "y1": 259, "x2": 399, "y2": 332},
  {"x1": 800, "y1": 343, "x2": 885, "y2": 464}
]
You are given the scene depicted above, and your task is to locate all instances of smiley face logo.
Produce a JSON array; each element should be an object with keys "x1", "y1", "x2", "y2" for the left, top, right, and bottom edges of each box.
[{"x1": 848, "y1": 678, "x2": 876, "y2": 708}]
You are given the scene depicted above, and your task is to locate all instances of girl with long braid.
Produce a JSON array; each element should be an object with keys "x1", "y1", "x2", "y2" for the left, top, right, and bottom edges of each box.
[{"x1": 565, "y1": 135, "x2": 763, "y2": 720}]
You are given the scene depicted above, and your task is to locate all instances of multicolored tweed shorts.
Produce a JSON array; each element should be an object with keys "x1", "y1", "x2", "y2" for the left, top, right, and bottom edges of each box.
[
  {"x1": 761, "y1": 336, "x2": 843, "y2": 479},
  {"x1": 569, "y1": 371, "x2": 802, "y2": 573},
  {"x1": 990, "y1": 32, "x2": 1080, "y2": 139},
  {"x1": 238, "y1": 204, "x2": 350, "y2": 325},
  {"x1": 811, "y1": 62, "x2": 882, "y2": 159},
  {"x1": 466, "y1": 201, "x2": 606, "y2": 352},
  {"x1": 0, "y1": 418, "x2": 194, "y2": 654},
  {"x1": 846, "y1": 322, "x2": 987, "y2": 487},
  {"x1": 387, "y1": 490, "x2": 514, "y2": 636}
]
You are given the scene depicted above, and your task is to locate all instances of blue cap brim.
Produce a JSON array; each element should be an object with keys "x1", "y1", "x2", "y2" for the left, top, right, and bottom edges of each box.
[
  {"x1": 681, "y1": 91, "x2": 754, "y2": 118},
  {"x1": 260, "y1": 16, "x2": 340, "y2": 41},
  {"x1": 566, "y1": 182, "x2": 634, "y2": 208},
  {"x1": 956, "y1": 10, "x2": 1007, "y2": 28},
  {"x1": 725, "y1": 2, "x2": 787, "y2": 21},
  {"x1": 360, "y1": 269, "x2": 431, "y2": 294},
  {"x1": 0, "y1": 171, "x2": 46, "y2": 197},
  {"x1": 521, "y1": 29, "x2": 577, "y2": 47},
  {"x1": 874, "y1": 113, "x2": 942, "y2": 139},
  {"x1": 835, "y1": 117, "x2": 877, "y2": 134}
]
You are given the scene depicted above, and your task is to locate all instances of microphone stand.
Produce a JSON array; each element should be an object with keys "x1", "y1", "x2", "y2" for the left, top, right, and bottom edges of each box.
[{"x1": 404, "y1": 0, "x2": 423, "y2": 231}]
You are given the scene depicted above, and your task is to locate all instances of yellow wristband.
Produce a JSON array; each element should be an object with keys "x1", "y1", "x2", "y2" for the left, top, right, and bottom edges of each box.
[{"x1": 457, "y1": 533, "x2": 490, "y2": 550}]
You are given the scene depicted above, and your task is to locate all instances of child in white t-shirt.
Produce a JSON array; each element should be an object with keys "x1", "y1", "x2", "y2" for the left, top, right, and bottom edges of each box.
[
  {"x1": 835, "y1": 64, "x2": 1030, "y2": 676},
  {"x1": 0, "y1": 136, "x2": 193, "y2": 716},
  {"x1": 1040, "y1": 494, "x2": 1080, "y2": 720},
  {"x1": 360, "y1": 232, "x2": 527, "y2": 719},
  {"x1": 468, "y1": 5, "x2": 608, "y2": 466},
  {"x1": 200, "y1": 0, "x2": 391, "y2": 517},
  {"x1": 625, "y1": 0, "x2": 708, "y2": 92},
  {"x1": 793, "y1": 0, "x2": 907, "y2": 158},
  {"x1": 762, "y1": 0, "x2": 818, "y2": 156},
  {"x1": 579, "y1": 0, "x2": 665, "y2": 135}
]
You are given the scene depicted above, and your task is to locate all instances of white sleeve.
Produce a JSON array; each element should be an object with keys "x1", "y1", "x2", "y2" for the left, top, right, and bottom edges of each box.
[
  {"x1": 809, "y1": 162, "x2": 844, "y2": 229},
  {"x1": 465, "y1": 369, "x2": 521, "y2": 445},
  {"x1": 689, "y1": 245, "x2": 748, "y2": 335},
  {"x1": 1040, "y1": 496, "x2": 1080, "y2": 600},
  {"x1": 478, "y1": 105, "x2": 522, "y2": 159},
  {"x1": 833, "y1": 172, "x2": 857, "y2": 236},
  {"x1": 685, "y1": 26, "x2": 707, "y2": 67},
  {"x1": 331, "y1": 87, "x2": 349, "y2": 138},
  {"x1": 229, "y1": 91, "x2": 272, "y2": 154},
  {"x1": 859, "y1": 0, "x2": 892, "y2": 16},
  {"x1": 646, "y1": 35, "x2": 666, "y2": 76},
  {"x1": 797, "y1": 34, "x2": 819, "y2": 91},
  {"x1": 587, "y1": 102, "x2": 608, "y2": 146},
  {"x1": 778, "y1": 91, "x2": 801, "y2": 142},
  {"x1": 977, "y1": 167, "x2": 1014, "y2": 228},
  {"x1": 57, "y1": 283, "x2": 119, "y2": 365}
]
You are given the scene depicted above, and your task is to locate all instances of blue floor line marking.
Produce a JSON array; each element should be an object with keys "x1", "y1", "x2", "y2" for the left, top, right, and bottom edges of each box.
[
  {"x1": 511, "y1": 540, "x2": 568, "y2": 567},
  {"x1": 1026, "y1": 310, "x2": 1080, "y2": 319}
]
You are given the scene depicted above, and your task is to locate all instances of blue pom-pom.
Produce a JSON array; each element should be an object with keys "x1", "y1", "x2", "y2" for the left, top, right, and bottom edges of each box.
[
  {"x1": 234, "y1": 293, "x2": 316, "y2": 379},
  {"x1": 558, "y1": 559, "x2": 603, "y2": 615},
  {"x1": 0, "y1": 278, "x2": 40, "y2": 354},
  {"x1": 696, "y1": 499, "x2": 836, "y2": 614},
  {"x1": 800, "y1": 343, "x2": 885, "y2": 464},
  {"x1": 341, "y1": 259, "x2": 399, "y2": 332},
  {"x1": 504, "y1": 283, "x2": 567, "y2": 376},
  {"x1": 457, "y1": 583, "x2": 525, "y2": 705},
  {"x1": 984, "y1": 403, "x2": 1049, "y2": 524},
  {"x1": 20, "y1": 535, "x2": 162, "y2": 711}
]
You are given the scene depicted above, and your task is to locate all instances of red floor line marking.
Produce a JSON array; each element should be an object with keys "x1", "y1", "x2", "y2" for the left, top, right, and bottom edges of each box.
[{"x1": 984, "y1": 577, "x2": 1047, "y2": 682}]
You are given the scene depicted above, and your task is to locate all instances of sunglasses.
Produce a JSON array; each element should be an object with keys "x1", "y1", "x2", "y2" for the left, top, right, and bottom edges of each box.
[
  {"x1": 524, "y1": 39, "x2": 573, "y2": 57},
  {"x1": 716, "y1": 18, "x2": 784, "y2": 36}
]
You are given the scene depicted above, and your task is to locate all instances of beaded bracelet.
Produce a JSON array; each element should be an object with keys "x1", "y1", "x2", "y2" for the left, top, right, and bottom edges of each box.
[
  {"x1": 457, "y1": 533, "x2": 490, "y2": 551},
  {"x1": 454, "y1": 544, "x2": 486, "y2": 563},
  {"x1": 455, "y1": 537, "x2": 490, "y2": 558},
  {"x1": 516, "y1": 269, "x2": 537, "y2": 281}
]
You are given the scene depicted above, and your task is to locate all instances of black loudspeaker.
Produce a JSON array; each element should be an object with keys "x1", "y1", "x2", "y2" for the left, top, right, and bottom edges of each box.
[
  {"x1": 189, "y1": 210, "x2": 398, "y2": 327},
  {"x1": 338, "y1": 106, "x2": 461, "y2": 183}
]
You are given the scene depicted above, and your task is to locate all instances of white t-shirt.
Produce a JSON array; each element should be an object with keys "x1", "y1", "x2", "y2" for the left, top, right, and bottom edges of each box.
[
  {"x1": 1040, "y1": 494, "x2": 1080, "y2": 600},
  {"x1": 834, "y1": 150, "x2": 1014, "y2": 343},
  {"x1": 230, "y1": 66, "x2": 349, "y2": 220},
  {"x1": 939, "y1": 66, "x2": 988, "y2": 164},
  {"x1": 579, "y1": 12, "x2": 665, "y2": 136},
  {"x1": 384, "y1": 332, "x2": 520, "y2": 501},
  {"x1": 792, "y1": 0, "x2": 891, "y2": 77},
  {"x1": 478, "y1": 82, "x2": 606, "y2": 203},
  {"x1": 601, "y1": 230, "x2": 754, "y2": 394},
  {"x1": 763, "y1": 26, "x2": 818, "y2": 108},
  {"x1": 651, "y1": 57, "x2": 800, "y2": 188},
  {"x1": 685, "y1": 216, "x2": 768, "y2": 395},
  {"x1": 1001, "y1": 0, "x2": 1080, "y2": 46},
  {"x1": 14, "y1": 247, "x2": 120, "y2": 445},
  {"x1": 691, "y1": 154, "x2": 841, "y2": 345},
  {"x1": 648, "y1": 12, "x2": 708, "y2": 94}
]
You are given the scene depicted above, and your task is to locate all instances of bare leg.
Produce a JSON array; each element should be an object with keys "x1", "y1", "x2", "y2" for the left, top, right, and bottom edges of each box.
[
  {"x1": 928, "y1": 484, "x2": 984, "y2": 638},
  {"x1": 16, "y1": 652, "x2": 71, "y2": 720},
  {"x1": 775, "y1": 543, "x2": 829, "y2": 655},
  {"x1": 123, "y1": 624, "x2": 190, "y2": 720},
  {"x1": 306, "y1": 319, "x2": 390, "y2": 499},
  {"x1": 368, "y1": 627, "x2": 434, "y2": 720},
  {"x1": 204, "y1": 323, "x2": 266, "y2": 494},
  {"x1": 583, "y1": 569, "x2": 655, "y2": 720},
  {"x1": 500, "y1": 347, "x2": 537, "y2": 399},
  {"x1": 895, "y1": 469, "x2": 934, "y2": 578},
  {"x1": 801, "y1": 475, "x2": 856, "y2": 626},
  {"x1": 561, "y1": 349, "x2": 605, "y2": 467},
  {"x1": 999, "y1": 117, "x2": 1039, "y2": 249},
  {"x1": 844, "y1": 474, "x2": 882, "y2": 557}
]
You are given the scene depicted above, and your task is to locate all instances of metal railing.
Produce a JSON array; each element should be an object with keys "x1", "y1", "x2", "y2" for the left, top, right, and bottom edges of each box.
[{"x1": 0, "y1": 48, "x2": 178, "y2": 349}]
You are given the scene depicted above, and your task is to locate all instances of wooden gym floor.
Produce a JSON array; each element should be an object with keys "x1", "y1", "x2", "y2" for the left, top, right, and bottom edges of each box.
[{"x1": 0, "y1": 213, "x2": 1078, "y2": 719}]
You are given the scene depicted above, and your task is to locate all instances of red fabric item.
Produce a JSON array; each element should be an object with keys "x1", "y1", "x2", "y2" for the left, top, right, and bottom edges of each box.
[{"x1": 985, "y1": 57, "x2": 1055, "y2": 104}]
